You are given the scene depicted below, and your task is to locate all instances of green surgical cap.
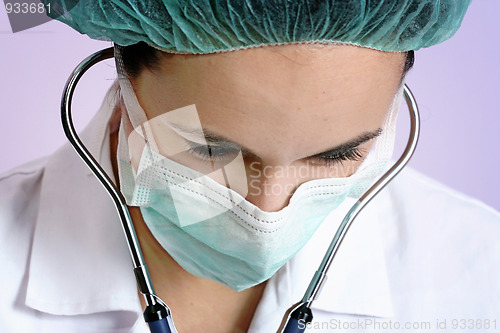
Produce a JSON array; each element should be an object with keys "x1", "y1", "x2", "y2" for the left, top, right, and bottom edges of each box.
[{"x1": 44, "y1": 0, "x2": 471, "y2": 54}]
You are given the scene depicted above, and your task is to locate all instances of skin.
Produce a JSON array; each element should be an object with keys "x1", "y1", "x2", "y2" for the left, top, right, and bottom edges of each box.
[{"x1": 111, "y1": 44, "x2": 406, "y2": 332}]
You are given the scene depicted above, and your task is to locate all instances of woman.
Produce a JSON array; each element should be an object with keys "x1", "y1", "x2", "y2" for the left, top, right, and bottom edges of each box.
[{"x1": 1, "y1": 1, "x2": 498, "y2": 332}]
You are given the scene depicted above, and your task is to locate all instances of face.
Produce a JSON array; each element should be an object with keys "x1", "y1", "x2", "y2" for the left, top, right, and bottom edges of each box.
[{"x1": 129, "y1": 44, "x2": 405, "y2": 212}]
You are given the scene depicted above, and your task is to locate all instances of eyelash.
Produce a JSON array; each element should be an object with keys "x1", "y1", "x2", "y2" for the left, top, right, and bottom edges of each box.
[
  {"x1": 184, "y1": 139, "x2": 365, "y2": 166},
  {"x1": 310, "y1": 147, "x2": 365, "y2": 167},
  {"x1": 184, "y1": 141, "x2": 239, "y2": 162}
]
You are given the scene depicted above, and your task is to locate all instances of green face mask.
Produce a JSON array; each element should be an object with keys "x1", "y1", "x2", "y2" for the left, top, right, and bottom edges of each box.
[{"x1": 119, "y1": 141, "x2": 390, "y2": 291}]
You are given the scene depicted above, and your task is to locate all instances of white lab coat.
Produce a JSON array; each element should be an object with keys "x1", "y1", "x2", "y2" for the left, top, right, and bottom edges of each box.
[{"x1": 1, "y1": 85, "x2": 499, "y2": 333}]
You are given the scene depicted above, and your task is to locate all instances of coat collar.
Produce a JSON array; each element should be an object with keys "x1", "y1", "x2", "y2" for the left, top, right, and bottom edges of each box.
[
  {"x1": 25, "y1": 82, "x2": 394, "y2": 323},
  {"x1": 25, "y1": 82, "x2": 142, "y2": 316},
  {"x1": 310, "y1": 198, "x2": 394, "y2": 318}
]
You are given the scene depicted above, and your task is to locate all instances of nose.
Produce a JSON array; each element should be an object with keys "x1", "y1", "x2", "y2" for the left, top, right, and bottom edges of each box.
[{"x1": 244, "y1": 161, "x2": 298, "y2": 212}]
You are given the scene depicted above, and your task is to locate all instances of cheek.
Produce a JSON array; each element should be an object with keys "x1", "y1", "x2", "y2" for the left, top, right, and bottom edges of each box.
[{"x1": 242, "y1": 138, "x2": 377, "y2": 191}]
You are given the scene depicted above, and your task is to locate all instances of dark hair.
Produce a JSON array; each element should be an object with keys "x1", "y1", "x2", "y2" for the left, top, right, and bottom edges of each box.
[
  {"x1": 120, "y1": 42, "x2": 415, "y2": 79},
  {"x1": 120, "y1": 42, "x2": 163, "y2": 79},
  {"x1": 403, "y1": 50, "x2": 415, "y2": 77}
]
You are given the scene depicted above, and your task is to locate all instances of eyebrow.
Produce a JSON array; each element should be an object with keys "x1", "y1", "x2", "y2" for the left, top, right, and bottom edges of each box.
[{"x1": 168, "y1": 122, "x2": 382, "y2": 160}]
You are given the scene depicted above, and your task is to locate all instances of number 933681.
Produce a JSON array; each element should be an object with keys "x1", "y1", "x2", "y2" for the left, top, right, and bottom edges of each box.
[
  {"x1": 5, "y1": 2, "x2": 51, "y2": 15},
  {"x1": 451, "y1": 319, "x2": 497, "y2": 330}
]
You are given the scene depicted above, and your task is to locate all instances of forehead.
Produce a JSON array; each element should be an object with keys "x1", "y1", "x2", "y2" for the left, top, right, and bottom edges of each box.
[{"x1": 135, "y1": 44, "x2": 405, "y2": 161}]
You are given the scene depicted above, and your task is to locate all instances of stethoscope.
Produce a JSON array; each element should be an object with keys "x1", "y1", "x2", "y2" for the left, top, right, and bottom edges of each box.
[{"x1": 61, "y1": 46, "x2": 420, "y2": 333}]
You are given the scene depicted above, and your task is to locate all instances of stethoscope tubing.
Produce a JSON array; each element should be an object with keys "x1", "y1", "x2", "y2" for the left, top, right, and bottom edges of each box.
[
  {"x1": 61, "y1": 47, "x2": 419, "y2": 333},
  {"x1": 281, "y1": 85, "x2": 420, "y2": 333}
]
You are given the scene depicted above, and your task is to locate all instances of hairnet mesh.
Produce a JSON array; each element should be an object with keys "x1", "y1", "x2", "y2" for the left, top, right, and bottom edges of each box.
[{"x1": 43, "y1": 0, "x2": 471, "y2": 53}]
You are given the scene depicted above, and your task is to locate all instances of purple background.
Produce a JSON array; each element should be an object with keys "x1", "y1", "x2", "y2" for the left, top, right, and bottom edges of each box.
[{"x1": 1, "y1": 1, "x2": 499, "y2": 211}]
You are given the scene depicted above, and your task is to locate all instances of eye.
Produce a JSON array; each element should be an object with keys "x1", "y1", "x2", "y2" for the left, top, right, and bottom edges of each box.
[
  {"x1": 309, "y1": 147, "x2": 365, "y2": 167},
  {"x1": 184, "y1": 139, "x2": 240, "y2": 162}
]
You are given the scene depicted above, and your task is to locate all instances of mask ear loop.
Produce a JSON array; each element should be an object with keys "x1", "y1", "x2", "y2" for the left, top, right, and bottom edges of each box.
[
  {"x1": 279, "y1": 84, "x2": 420, "y2": 333},
  {"x1": 61, "y1": 47, "x2": 177, "y2": 333}
]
